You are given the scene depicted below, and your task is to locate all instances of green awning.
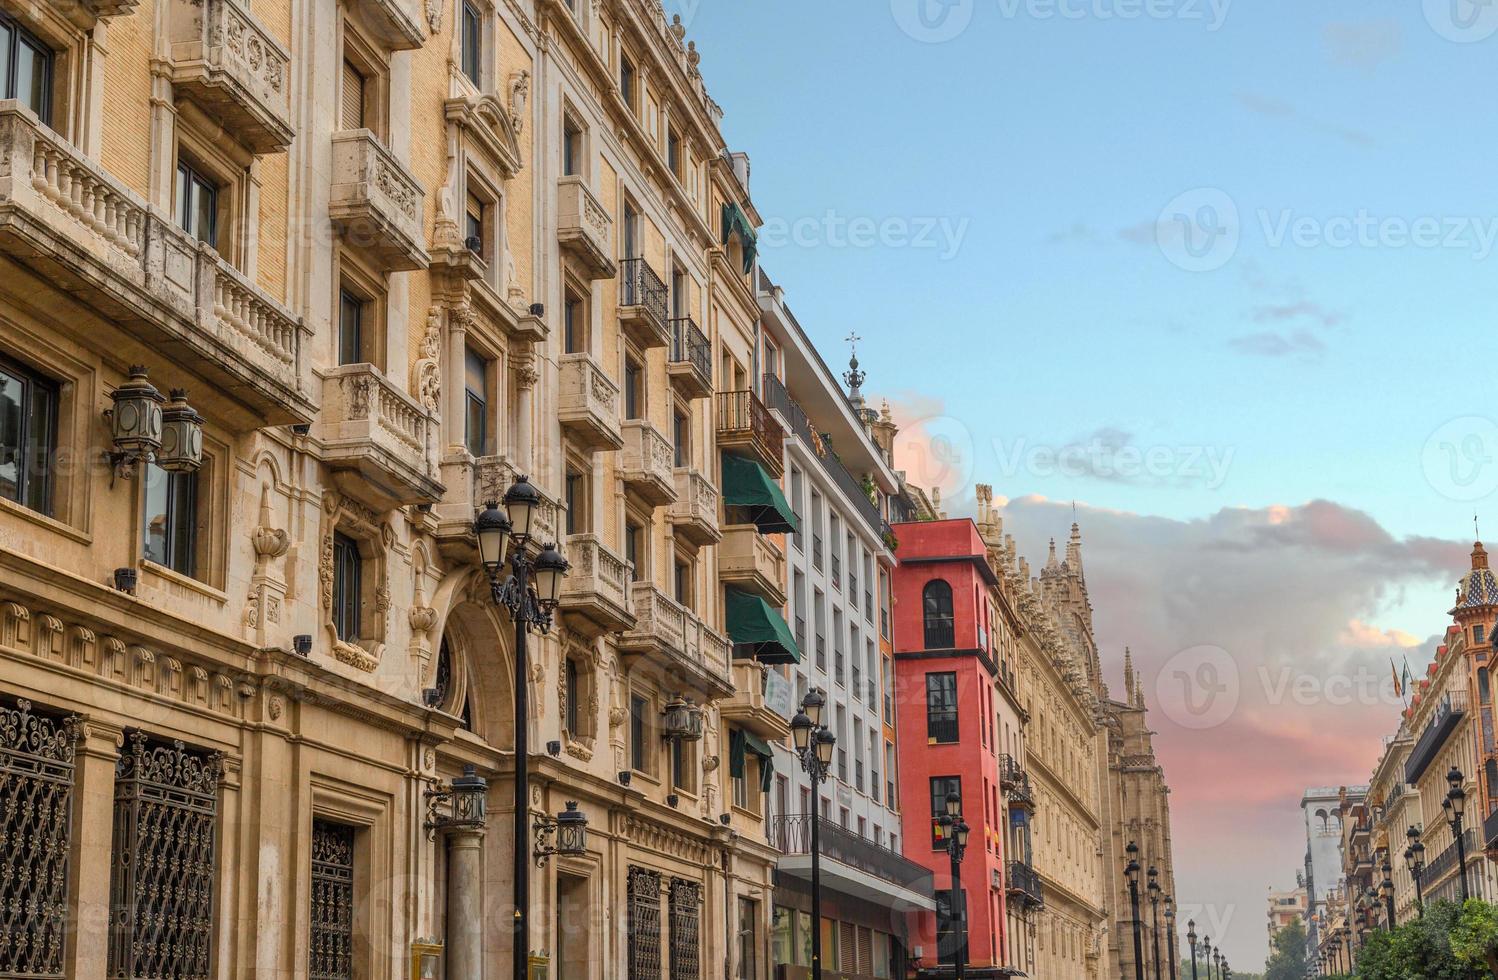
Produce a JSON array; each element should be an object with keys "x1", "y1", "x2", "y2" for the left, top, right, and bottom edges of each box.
[
  {"x1": 721, "y1": 202, "x2": 758, "y2": 274},
  {"x1": 728, "y1": 728, "x2": 776, "y2": 792},
  {"x1": 721, "y1": 454, "x2": 798, "y2": 534},
  {"x1": 725, "y1": 588, "x2": 802, "y2": 665},
  {"x1": 743, "y1": 731, "x2": 777, "y2": 792}
]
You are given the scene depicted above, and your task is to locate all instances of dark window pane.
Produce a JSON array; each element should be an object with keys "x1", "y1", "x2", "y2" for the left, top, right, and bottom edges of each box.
[
  {"x1": 624, "y1": 358, "x2": 642, "y2": 419},
  {"x1": 563, "y1": 293, "x2": 582, "y2": 353},
  {"x1": 461, "y1": 2, "x2": 481, "y2": 82},
  {"x1": 338, "y1": 290, "x2": 363, "y2": 365},
  {"x1": 923, "y1": 579, "x2": 955, "y2": 649},
  {"x1": 0, "y1": 368, "x2": 21, "y2": 502},
  {"x1": 142, "y1": 463, "x2": 198, "y2": 577},
  {"x1": 630, "y1": 694, "x2": 647, "y2": 771},
  {"x1": 464, "y1": 347, "x2": 486, "y2": 455},
  {"x1": 333, "y1": 533, "x2": 361, "y2": 642},
  {"x1": 0, "y1": 25, "x2": 13, "y2": 103},
  {"x1": 565, "y1": 472, "x2": 582, "y2": 535},
  {"x1": 16, "y1": 39, "x2": 45, "y2": 121}
]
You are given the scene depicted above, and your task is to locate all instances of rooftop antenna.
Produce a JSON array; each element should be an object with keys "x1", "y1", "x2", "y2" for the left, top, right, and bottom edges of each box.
[{"x1": 1477, "y1": 512, "x2": 1482, "y2": 541}]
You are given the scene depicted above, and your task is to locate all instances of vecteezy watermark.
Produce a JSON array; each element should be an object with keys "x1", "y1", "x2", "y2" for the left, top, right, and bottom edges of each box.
[
  {"x1": 890, "y1": 0, "x2": 1231, "y2": 43},
  {"x1": 1154, "y1": 644, "x2": 1240, "y2": 730},
  {"x1": 1422, "y1": 416, "x2": 1498, "y2": 502},
  {"x1": 1423, "y1": 0, "x2": 1498, "y2": 43},
  {"x1": 992, "y1": 436, "x2": 1235, "y2": 489},
  {"x1": 757, "y1": 212, "x2": 970, "y2": 260},
  {"x1": 1258, "y1": 664, "x2": 1402, "y2": 708},
  {"x1": 1155, "y1": 188, "x2": 1241, "y2": 273},
  {"x1": 1155, "y1": 189, "x2": 1498, "y2": 271}
]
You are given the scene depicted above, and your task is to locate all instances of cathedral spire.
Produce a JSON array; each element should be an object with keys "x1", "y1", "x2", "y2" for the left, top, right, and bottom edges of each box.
[{"x1": 1123, "y1": 646, "x2": 1135, "y2": 702}]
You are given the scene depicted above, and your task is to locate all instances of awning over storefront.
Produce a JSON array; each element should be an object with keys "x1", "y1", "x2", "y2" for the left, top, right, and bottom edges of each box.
[
  {"x1": 720, "y1": 453, "x2": 797, "y2": 534},
  {"x1": 725, "y1": 587, "x2": 801, "y2": 665}
]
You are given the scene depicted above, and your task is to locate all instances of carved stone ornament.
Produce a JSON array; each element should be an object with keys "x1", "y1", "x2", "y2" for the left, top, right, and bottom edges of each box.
[
  {"x1": 507, "y1": 70, "x2": 530, "y2": 134},
  {"x1": 413, "y1": 307, "x2": 444, "y2": 414},
  {"x1": 426, "y1": 0, "x2": 442, "y2": 34}
]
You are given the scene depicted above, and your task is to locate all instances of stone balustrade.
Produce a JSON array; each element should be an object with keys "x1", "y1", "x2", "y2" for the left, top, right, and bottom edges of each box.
[{"x1": 166, "y1": 0, "x2": 294, "y2": 153}]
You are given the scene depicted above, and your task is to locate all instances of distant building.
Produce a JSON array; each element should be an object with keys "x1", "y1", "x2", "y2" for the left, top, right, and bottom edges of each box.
[
  {"x1": 1267, "y1": 885, "x2": 1307, "y2": 936},
  {"x1": 1302, "y1": 784, "x2": 1361, "y2": 962}
]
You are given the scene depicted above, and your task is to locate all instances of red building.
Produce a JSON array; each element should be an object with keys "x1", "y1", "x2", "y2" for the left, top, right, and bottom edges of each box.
[{"x1": 892, "y1": 519, "x2": 1015, "y2": 978}]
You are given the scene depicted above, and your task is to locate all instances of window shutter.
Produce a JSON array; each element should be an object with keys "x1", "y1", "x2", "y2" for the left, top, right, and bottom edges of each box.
[{"x1": 341, "y1": 60, "x2": 364, "y2": 130}]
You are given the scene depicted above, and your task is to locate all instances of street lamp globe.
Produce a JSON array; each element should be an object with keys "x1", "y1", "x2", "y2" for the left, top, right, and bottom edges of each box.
[
  {"x1": 801, "y1": 688, "x2": 826, "y2": 728},
  {"x1": 945, "y1": 791, "x2": 962, "y2": 818},
  {"x1": 532, "y1": 542, "x2": 570, "y2": 610},
  {"x1": 502, "y1": 475, "x2": 543, "y2": 541},
  {"x1": 473, "y1": 502, "x2": 513, "y2": 573},
  {"x1": 814, "y1": 727, "x2": 836, "y2": 768},
  {"x1": 790, "y1": 711, "x2": 813, "y2": 751},
  {"x1": 954, "y1": 819, "x2": 970, "y2": 847}
]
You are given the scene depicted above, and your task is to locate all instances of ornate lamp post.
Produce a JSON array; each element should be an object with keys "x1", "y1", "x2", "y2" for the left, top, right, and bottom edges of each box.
[
  {"x1": 1405, "y1": 825, "x2": 1426, "y2": 917},
  {"x1": 1125, "y1": 843, "x2": 1145, "y2": 980},
  {"x1": 1380, "y1": 861, "x2": 1396, "y2": 928},
  {"x1": 424, "y1": 766, "x2": 488, "y2": 980},
  {"x1": 473, "y1": 480, "x2": 570, "y2": 980},
  {"x1": 1201, "y1": 936, "x2": 1212, "y2": 980},
  {"x1": 790, "y1": 690, "x2": 836, "y2": 980},
  {"x1": 1164, "y1": 895, "x2": 1178, "y2": 980},
  {"x1": 1186, "y1": 919, "x2": 1199, "y2": 980},
  {"x1": 1213, "y1": 947, "x2": 1222, "y2": 979},
  {"x1": 1448, "y1": 766, "x2": 1471, "y2": 903},
  {"x1": 1147, "y1": 867, "x2": 1164, "y2": 980},
  {"x1": 937, "y1": 791, "x2": 972, "y2": 980}
]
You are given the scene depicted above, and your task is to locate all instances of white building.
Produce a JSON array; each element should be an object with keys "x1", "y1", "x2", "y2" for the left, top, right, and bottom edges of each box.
[{"x1": 758, "y1": 271, "x2": 932, "y2": 976}]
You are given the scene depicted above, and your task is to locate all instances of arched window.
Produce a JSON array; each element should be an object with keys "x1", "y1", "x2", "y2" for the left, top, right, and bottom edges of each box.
[
  {"x1": 923, "y1": 580, "x2": 954, "y2": 649},
  {"x1": 433, "y1": 638, "x2": 471, "y2": 730}
]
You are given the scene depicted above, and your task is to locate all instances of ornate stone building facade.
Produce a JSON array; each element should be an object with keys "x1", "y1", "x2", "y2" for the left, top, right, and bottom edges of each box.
[
  {"x1": 0, "y1": 0, "x2": 797, "y2": 977},
  {"x1": 1101, "y1": 653, "x2": 1179, "y2": 980}
]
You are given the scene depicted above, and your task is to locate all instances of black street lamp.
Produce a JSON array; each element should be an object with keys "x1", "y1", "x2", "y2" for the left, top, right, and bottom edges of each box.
[
  {"x1": 1201, "y1": 937, "x2": 1212, "y2": 980},
  {"x1": 1213, "y1": 947, "x2": 1223, "y2": 979},
  {"x1": 937, "y1": 791, "x2": 972, "y2": 980},
  {"x1": 1448, "y1": 766, "x2": 1471, "y2": 903},
  {"x1": 473, "y1": 481, "x2": 570, "y2": 980},
  {"x1": 1164, "y1": 895, "x2": 1178, "y2": 980},
  {"x1": 1187, "y1": 918, "x2": 1199, "y2": 980},
  {"x1": 1126, "y1": 843, "x2": 1146, "y2": 980},
  {"x1": 1148, "y1": 867, "x2": 1164, "y2": 980},
  {"x1": 1380, "y1": 861, "x2": 1396, "y2": 928},
  {"x1": 1405, "y1": 824, "x2": 1426, "y2": 917},
  {"x1": 790, "y1": 690, "x2": 837, "y2": 980}
]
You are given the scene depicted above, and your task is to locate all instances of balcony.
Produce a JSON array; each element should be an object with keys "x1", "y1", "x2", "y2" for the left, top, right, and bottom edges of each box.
[
  {"x1": 473, "y1": 455, "x2": 562, "y2": 547},
  {"x1": 1002, "y1": 756, "x2": 1036, "y2": 811},
  {"x1": 719, "y1": 661, "x2": 793, "y2": 740},
  {"x1": 1405, "y1": 690, "x2": 1468, "y2": 784},
  {"x1": 165, "y1": 0, "x2": 294, "y2": 153},
  {"x1": 667, "y1": 316, "x2": 712, "y2": 399},
  {"x1": 0, "y1": 104, "x2": 312, "y2": 425},
  {"x1": 719, "y1": 525, "x2": 787, "y2": 607},
  {"x1": 620, "y1": 583, "x2": 734, "y2": 700},
  {"x1": 320, "y1": 364, "x2": 442, "y2": 508},
  {"x1": 557, "y1": 534, "x2": 634, "y2": 633},
  {"x1": 558, "y1": 353, "x2": 623, "y2": 452},
  {"x1": 668, "y1": 469, "x2": 721, "y2": 547},
  {"x1": 769, "y1": 814, "x2": 934, "y2": 911},
  {"x1": 329, "y1": 130, "x2": 428, "y2": 271},
  {"x1": 556, "y1": 176, "x2": 615, "y2": 279},
  {"x1": 620, "y1": 419, "x2": 677, "y2": 506},
  {"x1": 52, "y1": 0, "x2": 139, "y2": 30},
  {"x1": 764, "y1": 371, "x2": 886, "y2": 538},
  {"x1": 358, "y1": 0, "x2": 426, "y2": 50},
  {"x1": 1006, "y1": 861, "x2": 1045, "y2": 909},
  {"x1": 617, "y1": 257, "x2": 669, "y2": 349},
  {"x1": 716, "y1": 390, "x2": 784, "y2": 479}
]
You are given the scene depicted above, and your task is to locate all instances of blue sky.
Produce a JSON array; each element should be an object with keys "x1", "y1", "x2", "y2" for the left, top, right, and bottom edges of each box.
[{"x1": 677, "y1": 0, "x2": 1498, "y2": 967}]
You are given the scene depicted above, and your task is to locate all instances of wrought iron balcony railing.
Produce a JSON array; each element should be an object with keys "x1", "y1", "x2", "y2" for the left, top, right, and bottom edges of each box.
[
  {"x1": 1007, "y1": 860, "x2": 1045, "y2": 908},
  {"x1": 927, "y1": 710, "x2": 959, "y2": 744},
  {"x1": 769, "y1": 814, "x2": 933, "y2": 891},
  {"x1": 668, "y1": 316, "x2": 711, "y2": 390},
  {"x1": 619, "y1": 256, "x2": 668, "y2": 326}
]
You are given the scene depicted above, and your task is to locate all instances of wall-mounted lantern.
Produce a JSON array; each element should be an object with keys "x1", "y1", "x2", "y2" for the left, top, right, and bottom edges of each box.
[
  {"x1": 534, "y1": 801, "x2": 589, "y2": 866},
  {"x1": 423, "y1": 765, "x2": 488, "y2": 839},
  {"x1": 409, "y1": 940, "x2": 442, "y2": 980},
  {"x1": 158, "y1": 389, "x2": 204, "y2": 472},
  {"x1": 661, "y1": 695, "x2": 705, "y2": 742}
]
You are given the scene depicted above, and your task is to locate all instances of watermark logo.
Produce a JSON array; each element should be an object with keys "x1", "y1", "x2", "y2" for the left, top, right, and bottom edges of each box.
[
  {"x1": 1154, "y1": 644, "x2": 1239, "y2": 730},
  {"x1": 894, "y1": 414, "x2": 977, "y2": 502},
  {"x1": 758, "y1": 211, "x2": 971, "y2": 260},
  {"x1": 891, "y1": 0, "x2": 977, "y2": 43},
  {"x1": 1156, "y1": 188, "x2": 1240, "y2": 273},
  {"x1": 1422, "y1": 416, "x2": 1498, "y2": 502},
  {"x1": 1423, "y1": 0, "x2": 1498, "y2": 43}
]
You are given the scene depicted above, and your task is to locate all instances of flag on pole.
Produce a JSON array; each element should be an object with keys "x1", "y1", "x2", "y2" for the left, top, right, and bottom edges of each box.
[{"x1": 1391, "y1": 658, "x2": 1402, "y2": 698}]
